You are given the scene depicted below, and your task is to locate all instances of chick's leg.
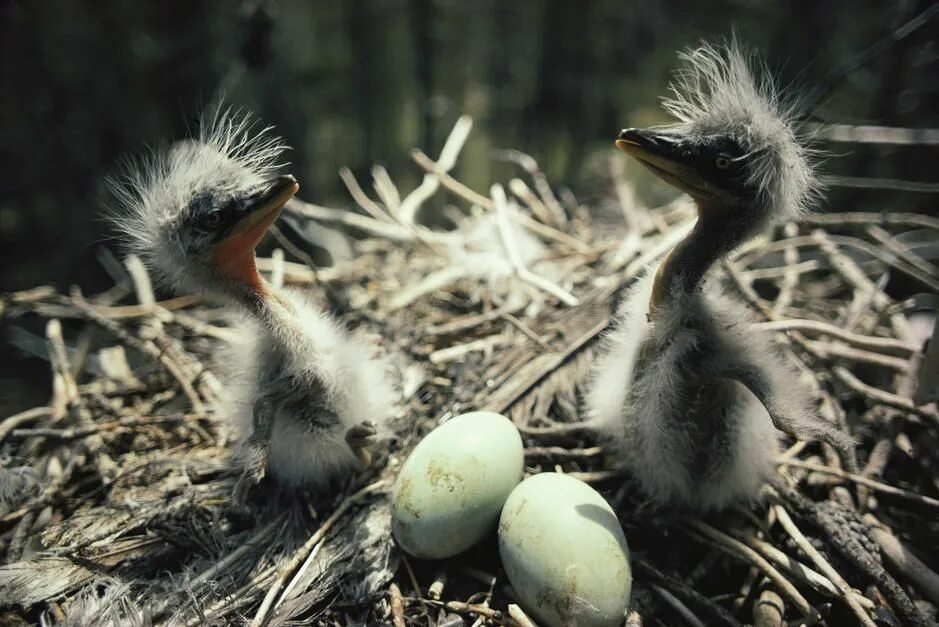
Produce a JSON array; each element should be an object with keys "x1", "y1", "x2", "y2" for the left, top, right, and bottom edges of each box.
[
  {"x1": 232, "y1": 395, "x2": 279, "y2": 509},
  {"x1": 344, "y1": 421, "x2": 377, "y2": 468}
]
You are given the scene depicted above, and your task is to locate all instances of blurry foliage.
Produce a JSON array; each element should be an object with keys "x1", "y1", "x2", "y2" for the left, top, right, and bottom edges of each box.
[{"x1": 1, "y1": 1, "x2": 936, "y2": 292}]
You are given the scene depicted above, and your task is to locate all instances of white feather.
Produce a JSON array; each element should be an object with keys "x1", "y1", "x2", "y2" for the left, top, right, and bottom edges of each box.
[
  {"x1": 106, "y1": 108, "x2": 287, "y2": 293},
  {"x1": 660, "y1": 39, "x2": 820, "y2": 224},
  {"x1": 586, "y1": 266, "x2": 787, "y2": 511},
  {"x1": 216, "y1": 288, "x2": 398, "y2": 488},
  {"x1": 107, "y1": 106, "x2": 399, "y2": 489}
]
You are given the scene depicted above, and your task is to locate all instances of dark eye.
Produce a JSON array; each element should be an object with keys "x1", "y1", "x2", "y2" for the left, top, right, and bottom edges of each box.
[
  {"x1": 200, "y1": 211, "x2": 223, "y2": 229},
  {"x1": 715, "y1": 155, "x2": 731, "y2": 170}
]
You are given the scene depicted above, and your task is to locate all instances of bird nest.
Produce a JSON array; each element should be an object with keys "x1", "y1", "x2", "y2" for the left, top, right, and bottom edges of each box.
[{"x1": 1, "y1": 117, "x2": 938, "y2": 626}]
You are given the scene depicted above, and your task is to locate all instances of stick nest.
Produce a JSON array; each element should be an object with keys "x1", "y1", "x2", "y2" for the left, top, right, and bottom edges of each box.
[{"x1": 1, "y1": 117, "x2": 938, "y2": 626}]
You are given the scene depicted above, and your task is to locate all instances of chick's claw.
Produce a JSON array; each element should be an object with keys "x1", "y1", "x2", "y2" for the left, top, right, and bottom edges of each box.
[
  {"x1": 231, "y1": 436, "x2": 269, "y2": 513},
  {"x1": 345, "y1": 421, "x2": 378, "y2": 468}
]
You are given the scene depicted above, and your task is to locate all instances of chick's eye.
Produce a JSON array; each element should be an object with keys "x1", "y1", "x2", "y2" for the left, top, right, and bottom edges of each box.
[
  {"x1": 714, "y1": 155, "x2": 731, "y2": 170},
  {"x1": 201, "y1": 211, "x2": 223, "y2": 229}
]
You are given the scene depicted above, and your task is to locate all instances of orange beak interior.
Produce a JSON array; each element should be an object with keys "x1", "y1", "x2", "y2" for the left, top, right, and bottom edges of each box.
[{"x1": 212, "y1": 179, "x2": 299, "y2": 292}]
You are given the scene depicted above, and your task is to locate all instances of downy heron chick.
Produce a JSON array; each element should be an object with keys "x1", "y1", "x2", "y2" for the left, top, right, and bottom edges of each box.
[
  {"x1": 109, "y1": 110, "x2": 398, "y2": 498},
  {"x1": 586, "y1": 42, "x2": 852, "y2": 512}
]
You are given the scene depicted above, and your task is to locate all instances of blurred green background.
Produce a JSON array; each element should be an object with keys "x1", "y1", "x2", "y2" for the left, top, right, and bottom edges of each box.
[
  {"x1": 2, "y1": 0, "x2": 936, "y2": 292},
  {"x1": 0, "y1": 0, "x2": 936, "y2": 411}
]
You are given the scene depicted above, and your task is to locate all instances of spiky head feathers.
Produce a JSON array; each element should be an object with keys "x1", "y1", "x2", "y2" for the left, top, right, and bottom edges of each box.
[
  {"x1": 661, "y1": 41, "x2": 818, "y2": 223},
  {"x1": 107, "y1": 108, "x2": 288, "y2": 293}
]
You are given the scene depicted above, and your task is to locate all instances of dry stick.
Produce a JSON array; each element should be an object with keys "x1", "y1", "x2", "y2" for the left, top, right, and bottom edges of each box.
[
  {"x1": 409, "y1": 148, "x2": 592, "y2": 255},
  {"x1": 864, "y1": 514, "x2": 939, "y2": 605},
  {"x1": 650, "y1": 584, "x2": 706, "y2": 627},
  {"x1": 753, "y1": 586, "x2": 785, "y2": 627},
  {"x1": 286, "y1": 198, "x2": 412, "y2": 241},
  {"x1": 772, "y1": 223, "x2": 800, "y2": 316},
  {"x1": 339, "y1": 166, "x2": 397, "y2": 224},
  {"x1": 12, "y1": 412, "x2": 214, "y2": 441},
  {"x1": 251, "y1": 480, "x2": 388, "y2": 626},
  {"x1": 866, "y1": 225, "x2": 939, "y2": 280},
  {"x1": 813, "y1": 123, "x2": 939, "y2": 145},
  {"x1": 800, "y1": 339, "x2": 909, "y2": 372},
  {"x1": 269, "y1": 248, "x2": 285, "y2": 290},
  {"x1": 492, "y1": 148, "x2": 567, "y2": 228},
  {"x1": 913, "y1": 314, "x2": 939, "y2": 405},
  {"x1": 509, "y1": 177, "x2": 556, "y2": 226},
  {"x1": 772, "y1": 505, "x2": 876, "y2": 627},
  {"x1": 632, "y1": 558, "x2": 741, "y2": 627},
  {"x1": 608, "y1": 154, "x2": 645, "y2": 266},
  {"x1": 371, "y1": 164, "x2": 401, "y2": 214},
  {"x1": 46, "y1": 319, "x2": 118, "y2": 482},
  {"x1": 501, "y1": 312, "x2": 550, "y2": 349},
  {"x1": 833, "y1": 366, "x2": 939, "y2": 425},
  {"x1": 802, "y1": 211, "x2": 939, "y2": 231},
  {"x1": 744, "y1": 259, "x2": 819, "y2": 281},
  {"x1": 0, "y1": 406, "x2": 51, "y2": 444},
  {"x1": 6, "y1": 510, "x2": 36, "y2": 562},
  {"x1": 68, "y1": 294, "x2": 204, "y2": 412},
  {"x1": 753, "y1": 319, "x2": 916, "y2": 357},
  {"x1": 491, "y1": 184, "x2": 579, "y2": 306},
  {"x1": 397, "y1": 115, "x2": 474, "y2": 225},
  {"x1": 742, "y1": 533, "x2": 875, "y2": 607},
  {"x1": 777, "y1": 458, "x2": 939, "y2": 509},
  {"x1": 507, "y1": 604, "x2": 538, "y2": 627},
  {"x1": 388, "y1": 583, "x2": 406, "y2": 627},
  {"x1": 684, "y1": 519, "x2": 820, "y2": 625},
  {"x1": 809, "y1": 230, "x2": 914, "y2": 341},
  {"x1": 777, "y1": 485, "x2": 927, "y2": 626}
]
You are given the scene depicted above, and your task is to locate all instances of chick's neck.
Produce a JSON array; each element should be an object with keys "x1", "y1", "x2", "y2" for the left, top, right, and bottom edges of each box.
[{"x1": 650, "y1": 199, "x2": 756, "y2": 311}]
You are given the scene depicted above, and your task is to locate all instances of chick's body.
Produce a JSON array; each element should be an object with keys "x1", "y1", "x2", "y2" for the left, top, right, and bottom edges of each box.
[
  {"x1": 589, "y1": 267, "x2": 790, "y2": 511},
  {"x1": 586, "y1": 41, "x2": 852, "y2": 512},
  {"x1": 109, "y1": 108, "x2": 399, "y2": 495},
  {"x1": 220, "y1": 288, "x2": 397, "y2": 488}
]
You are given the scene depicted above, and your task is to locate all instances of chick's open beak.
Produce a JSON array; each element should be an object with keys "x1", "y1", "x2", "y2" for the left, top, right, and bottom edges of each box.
[
  {"x1": 230, "y1": 175, "x2": 299, "y2": 240},
  {"x1": 213, "y1": 175, "x2": 299, "y2": 290},
  {"x1": 615, "y1": 128, "x2": 717, "y2": 199}
]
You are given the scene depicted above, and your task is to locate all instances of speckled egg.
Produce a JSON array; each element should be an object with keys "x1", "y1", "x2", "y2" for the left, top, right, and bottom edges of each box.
[
  {"x1": 498, "y1": 473, "x2": 632, "y2": 627},
  {"x1": 391, "y1": 411, "x2": 524, "y2": 559}
]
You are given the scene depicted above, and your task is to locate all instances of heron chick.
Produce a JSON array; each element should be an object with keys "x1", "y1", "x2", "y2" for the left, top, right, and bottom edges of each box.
[
  {"x1": 587, "y1": 41, "x2": 852, "y2": 512},
  {"x1": 109, "y1": 110, "x2": 398, "y2": 500}
]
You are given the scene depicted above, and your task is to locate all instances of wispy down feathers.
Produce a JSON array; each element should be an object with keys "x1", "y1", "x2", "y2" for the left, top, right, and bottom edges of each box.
[
  {"x1": 106, "y1": 107, "x2": 288, "y2": 292},
  {"x1": 662, "y1": 40, "x2": 819, "y2": 223}
]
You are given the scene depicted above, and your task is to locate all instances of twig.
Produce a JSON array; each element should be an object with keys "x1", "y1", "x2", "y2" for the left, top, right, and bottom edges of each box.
[
  {"x1": 339, "y1": 166, "x2": 397, "y2": 224},
  {"x1": 812, "y1": 123, "x2": 939, "y2": 145},
  {"x1": 46, "y1": 319, "x2": 118, "y2": 482},
  {"x1": 0, "y1": 407, "x2": 51, "y2": 444},
  {"x1": 754, "y1": 319, "x2": 916, "y2": 357},
  {"x1": 68, "y1": 293, "x2": 205, "y2": 412},
  {"x1": 389, "y1": 583, "x2": 406, "y2": 627},
  {"x1": 772, "y1": 505, "x2": 876, "y2": 627},
  {"x1": 650, "y1": 584, "x2": 706, "y2": 627},
  {"x1": 865, "y1": 514, "x2": 939, "y2": 605},
  {"x1": 491, "y1": 184, "x2": 578, "y2": 306},
  {"x1": 507, "y1": 604, "x2": 537, "y2": 627},
  {"x1": 777, "y1": 458, "x2": 939, "y2": 509},
  {"x1": 397, "y1": 115, "x2": 473, "y2": 224},
  {"x1": 833, "y1": 366, "x2": 939, "y2": 425},
  {"x1": 801, "y1": 211, "x2": 939, "y2": 231},
  {"x1": 683, "y1": 519, "x2": 820, "y2": 625},
  {"x1": 632, "y1": 558, "x2": 741, "y2": 626},
  {"x1": 252, "y1": 480, "x2": 388, "y2": 626}
]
